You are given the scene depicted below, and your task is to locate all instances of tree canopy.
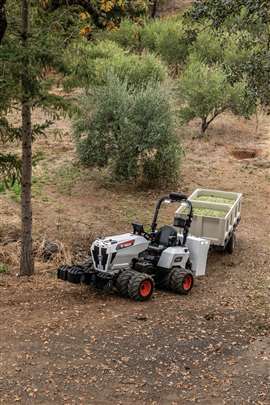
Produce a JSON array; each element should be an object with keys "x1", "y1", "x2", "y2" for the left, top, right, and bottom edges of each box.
[{"x1": 188, "y1": 0, "x2": 270, "y2": 107}]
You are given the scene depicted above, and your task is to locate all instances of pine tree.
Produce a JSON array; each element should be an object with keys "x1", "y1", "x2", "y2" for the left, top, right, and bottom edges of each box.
[
  {"x1": 0, "y1": 1, "x2": 69, "y2": 275},
  {"x1": 0, "y1": 0, "x2": 149, "y2": 276},
  {"x1": 20, "y1": 0, "x2": 34, "y2": 275}
]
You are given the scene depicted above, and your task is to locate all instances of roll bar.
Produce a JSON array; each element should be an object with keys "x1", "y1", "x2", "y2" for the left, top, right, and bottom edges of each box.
[{"x1": 151, "y1": 192, "x2": 191, "y2": 233}]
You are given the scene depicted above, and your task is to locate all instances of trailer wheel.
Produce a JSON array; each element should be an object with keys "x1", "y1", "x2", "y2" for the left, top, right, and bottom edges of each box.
[
  {"x1": 225, "y1": 233, "x2": 236, "y2": 254},
  {"x1": 170, "y1": 268, "x2": 194, "y2": 295},
  {"x1": 115, "y1": 270, "x2": 134, "y2": 297},
  {"x1": 128, "y1": 273, "x2": 154, "y2": 301}
]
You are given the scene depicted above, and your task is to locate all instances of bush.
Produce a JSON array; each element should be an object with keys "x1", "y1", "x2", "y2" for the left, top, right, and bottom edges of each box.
[
  {"x1": 73, "y1": 76, "x2": 181, "y2": 185},
  {"x1": 140, "y1": 18, "x2": 168, "y2": 51},
  {"x1": 178, "y1": 56, "x2": 256, "y2": 135},
  {"x1": 191, "y1": 28, "x2": 224, "y2": 64},
  {"x1": 96, "y1": 17, "x2": 191, "y2": 67},
  {"x1": 65, "y1": 40, "x2": 167, "y2": 89},
  {"x1": 140, "y1": 17, "x2": 190, "y2": 66},
  {"x1": 98, "y1": 19, "x2": 141, "y2": 50}
]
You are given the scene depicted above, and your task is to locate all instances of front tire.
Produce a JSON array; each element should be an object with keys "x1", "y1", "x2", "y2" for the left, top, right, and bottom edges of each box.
[
  {"x1": 170, "y1": 268, "x2": 194, "y2": 295},
  {"x1": 115, "y1": 270, "x2": 134, "y2": 297},
  {"x1": 128, "y1": 273, "x2": 154, "y2": 301}
]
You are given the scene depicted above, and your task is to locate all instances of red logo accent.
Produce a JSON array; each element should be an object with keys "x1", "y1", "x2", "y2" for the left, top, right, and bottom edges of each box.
[{"x1": 116, "y1": 240, "x2": 135, "y2": 250}]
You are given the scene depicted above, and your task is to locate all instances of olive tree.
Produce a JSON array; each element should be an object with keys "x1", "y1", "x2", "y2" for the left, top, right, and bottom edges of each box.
[
  {"x1": 178, "y1": 57, "x2": 256, "y2": 135},
  {"x1": 73, "y1": 77, "x2": 181, "y2": 185}
]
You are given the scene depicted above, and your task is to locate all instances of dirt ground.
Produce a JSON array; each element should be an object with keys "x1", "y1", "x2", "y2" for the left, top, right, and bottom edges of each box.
[
  {"x1": 0, "y1": 107, "x2": 269, "y2": 405},
  {"x1": 158, "y1": 0, "x2": 193, "y2": 15}
]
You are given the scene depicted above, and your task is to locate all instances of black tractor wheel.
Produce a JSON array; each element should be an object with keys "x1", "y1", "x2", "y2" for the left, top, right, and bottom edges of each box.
[
  {"x1": 156, "y1": 271, "x2": 172, "y2": 290},
  {"x1": 225, "y1": 233, "x2": 236, "y2": 254},
  {"x1": 169, "y1": 268, "x2": 194, "y2": 295},
  {"x1": 115, "y1": 270, "x2": 134, "y2": 297},
  {"x1": 67, "y1": 266, "x2": 85, "y2": 284},
  {"x1": 57, "y1": 265, "x2": 69, "y2": 281},
  {"x1": 128, "y1": 273, "x2": 154, "y2": 301}
]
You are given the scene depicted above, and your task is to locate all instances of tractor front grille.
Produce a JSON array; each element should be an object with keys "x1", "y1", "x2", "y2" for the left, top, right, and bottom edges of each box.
[
  {"x1": 92, "y1": 245, "x2": 109, "y2": 270},
  {"x1": 92, "y1": 245, "x2": 99, "y2": 267},
  {"x1": 101, "y1": 247, "x2": 108, "y2": 268}
]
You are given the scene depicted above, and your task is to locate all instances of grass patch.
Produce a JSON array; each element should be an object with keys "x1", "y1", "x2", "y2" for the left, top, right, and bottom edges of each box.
[
  {"x1": 56, "y1": 164, "x2": 82, "y2": 195},
  {"x1": 0, "y1": 180, "x2": 21, "y2": 203},
  {"x1": 33, "y1": 150, "x2": 46, "y2": 166},
  {"x1": 0, "y1": 263, "x2": 9, "y2": 274},
  {"x1": 10, "y1": 181, "x2": 21, "y2": 202},
  {"x1": 0, "y1": 174, "x2": 49, "y2": 202},
  {"x1": 0, "y1": 182, "x2": 5, "y2": 193}
]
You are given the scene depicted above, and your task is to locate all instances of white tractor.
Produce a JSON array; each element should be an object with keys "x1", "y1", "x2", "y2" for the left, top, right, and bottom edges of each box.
[{"x1": 58, "y1": 192, "x2": 210, "y2": 300}]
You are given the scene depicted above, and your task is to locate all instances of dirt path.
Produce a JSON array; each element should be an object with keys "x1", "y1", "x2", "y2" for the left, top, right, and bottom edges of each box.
[{"x1": 0, "y1": 113, "x2": 270, "y2": 404}]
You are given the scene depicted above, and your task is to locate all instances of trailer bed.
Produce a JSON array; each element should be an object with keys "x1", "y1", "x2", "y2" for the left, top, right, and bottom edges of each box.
[{"x1": 175, "y1": 188, "x2": 242, "y2": 248}]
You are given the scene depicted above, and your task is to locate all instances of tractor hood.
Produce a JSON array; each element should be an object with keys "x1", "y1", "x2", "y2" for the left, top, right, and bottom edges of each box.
[{"x1": 91, "y1": 233, "x2": 149, "y2": 271}]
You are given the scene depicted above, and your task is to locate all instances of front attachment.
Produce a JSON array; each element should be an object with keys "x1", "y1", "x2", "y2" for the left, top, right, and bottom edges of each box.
[{"x1": 57, "y1": 258, "x2": 94, "y2": 285}]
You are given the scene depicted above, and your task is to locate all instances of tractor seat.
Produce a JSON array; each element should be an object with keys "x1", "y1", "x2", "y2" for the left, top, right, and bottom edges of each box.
[{"x1": 148, "y1": 225, "x2": 177, "y2": 254}]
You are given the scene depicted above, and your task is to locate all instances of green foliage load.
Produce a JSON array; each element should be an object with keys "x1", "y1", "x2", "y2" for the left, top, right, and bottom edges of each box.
[
  {"x1": 65, "y1": 40, "x2": 167, "y2": 89},
  {"x1": 193, "y1": 208, "x2": 227, "y2": 218},
  {"x1": 194, "y1": 195, "x2": 233, "y2": 204},
  {"x1": 179, "y1": 206, "x2": 227, "y2": 218},
  {"x1": 73, "y1": 76, "x2": 181, "y2": 185}
]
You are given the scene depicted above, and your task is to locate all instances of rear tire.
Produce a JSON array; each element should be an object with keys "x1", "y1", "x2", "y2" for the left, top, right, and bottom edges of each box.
[
  {"x1": 170, "y1": 268, "x2": 194, "y2": 295},
  {"x1": 225, "y1": 233, "x2": 236, "y2": 254},
  {"x1": 115, "y1": 270, "x2": 134, "y2": 297},
  {"x1": 128, "y1": 273, "x2": 154, "y2": 301}
]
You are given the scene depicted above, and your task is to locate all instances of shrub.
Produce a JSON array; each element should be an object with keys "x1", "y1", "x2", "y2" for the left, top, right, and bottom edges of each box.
[
  {"x1": 64, "y1": 40, "x2": 122, "y2": 89},
  {"x1": 73, "y1": 76, "x2": 181, "y2": 185},
  {"x1": 140, "y1": 18, "x2": 167, "y2": 51},
  {"x1": 98, "y1": 19, "x2": 141, "y2": 50},
  {"x1": 99, "y1": 50, "x2": 167, "y2": 88},
  {"x1": 156, "y1": 21, "x2": 190, "y2": 66},
  {"x1": 191, "y1": 28, "x2": 224, "y2": 64},
  {"x1": 178, "y1": 56, "x2": 256, "y2": 135},
  {"x1": 65, "y1": 39, "x2": 167, "y2": 89},
  {"x1": 140, "y1": 17, "x2": 190, "y2": 66}
]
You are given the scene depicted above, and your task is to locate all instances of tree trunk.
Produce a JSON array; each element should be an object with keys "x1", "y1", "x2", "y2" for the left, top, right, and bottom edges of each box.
[
  {"x1": 200, "y1": 117, "x2": 209, "y2": 136},
  {"x1": 20, "y1": 0, "x2": 34, "y2": 276},
  {"x1": 151, "y1": 0, "x2": 158, "y2": 18},
  {"x1": 0, "y1": 0, "x2": 7, "y2": 44}
]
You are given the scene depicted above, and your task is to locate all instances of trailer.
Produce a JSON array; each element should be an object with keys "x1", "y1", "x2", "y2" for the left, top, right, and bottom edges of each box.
[{"x1": 175, "y1": 188, "x2": 242, "y2": 254}]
